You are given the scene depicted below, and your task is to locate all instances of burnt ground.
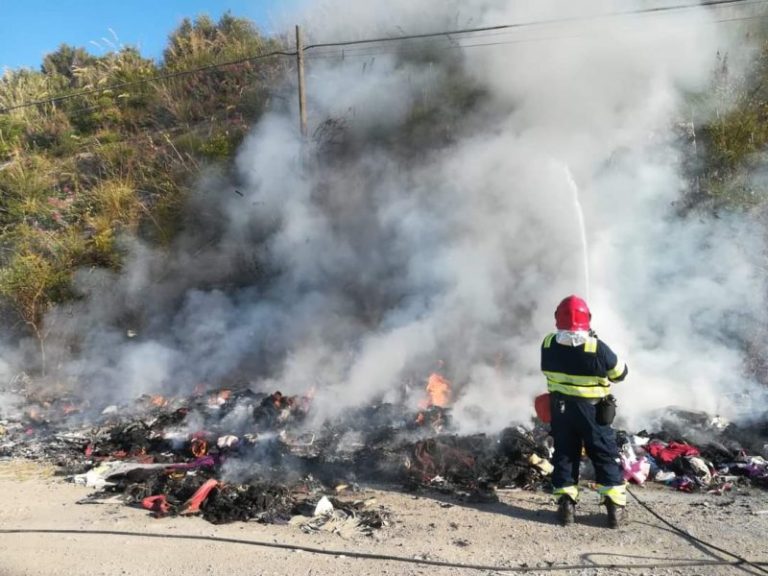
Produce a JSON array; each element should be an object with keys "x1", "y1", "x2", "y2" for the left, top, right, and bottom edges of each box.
[{"x1": 1, "y1": 460, "x2": 767, "y2": 576}]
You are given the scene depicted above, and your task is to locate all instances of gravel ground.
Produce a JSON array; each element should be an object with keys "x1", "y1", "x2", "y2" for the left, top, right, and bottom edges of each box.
[{"x1": 1, "y1": 459, "x2": 767, "y2": 576}]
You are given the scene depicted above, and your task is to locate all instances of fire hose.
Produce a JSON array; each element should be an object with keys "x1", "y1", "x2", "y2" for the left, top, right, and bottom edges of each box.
[{"x1": 627, "y1": 486, "x2": 768, "y2": 575}]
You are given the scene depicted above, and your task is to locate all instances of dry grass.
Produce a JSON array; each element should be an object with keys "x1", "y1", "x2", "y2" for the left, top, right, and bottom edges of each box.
[{"x1": 0, "y1": 459, "x2": 56, "y2": 481}]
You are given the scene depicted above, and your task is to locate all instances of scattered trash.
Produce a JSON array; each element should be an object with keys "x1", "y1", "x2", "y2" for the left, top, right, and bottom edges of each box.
[
  {"x1": 528, "y1": 453, "x2": 554, "y2": 475},
  {"x1": 622, "y1": 457, "x2": 650, "y2": 485},
  {"x1": 655, "y1": 471, "x2": 676, "y2": 483},
  {"x1": 684, "y1": 456, "x2": 713, "y2": 487},
  {"x1": 216, "y1": 435, "x2": 239, "y2": 449},
  {"x1": 73, "y1": 461, "x2": 168, "y2": 489},
  {"x1": 2, "y1": 384, "x2": 767, "y2": 530},
  {"x1": 647, "y1": 440, "x2": 700, "y2": 466},
  {"x1": 295, "y1": 499, "x2": 390, "y2": 537},
  {"x1": 180, "y1": 478, "x2": 219, "y2": 515},
  {"x1": 314, "y1": 495, "x2": 334, "y2": 516},
  {"x1": 707, "y1": 482, "x2": 733, "y2": 495}
]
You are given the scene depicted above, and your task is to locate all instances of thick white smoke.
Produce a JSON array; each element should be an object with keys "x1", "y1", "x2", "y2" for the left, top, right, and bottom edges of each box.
[
  {"x1": 11, "y1": 0, "x2": 767, "y2": 432},
  {"x1": 0, "y1": 355, "x2": 19, "y2": 418}
]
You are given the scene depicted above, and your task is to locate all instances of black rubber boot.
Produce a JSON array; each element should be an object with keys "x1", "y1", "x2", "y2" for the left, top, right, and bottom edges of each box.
[
  {"x1": 605, "y1": 499, "x2": 627, "y2": 529},
  {"x1": 556, "y1": 496, "x2": 576, "y2": 526}
]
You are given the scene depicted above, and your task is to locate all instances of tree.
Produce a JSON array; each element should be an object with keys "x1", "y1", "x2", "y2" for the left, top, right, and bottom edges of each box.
[
  {"x1": 0, "y1": 250, "x2": 70, "y2": 375},
  {"x1": 42, "y1": 44, "x2": 97, "y2": 85}
]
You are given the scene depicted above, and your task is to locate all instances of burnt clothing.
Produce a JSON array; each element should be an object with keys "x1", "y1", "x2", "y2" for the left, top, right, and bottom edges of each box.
[
  {"x1": 541, "y1": 333, "x2": 628, "y2": 399},
  {"x1": 549, "y1": 393, "x2": 623, "y2": 489},
  {"x1": 541, "y1": 332, "x2": 628, "y2": 504}
]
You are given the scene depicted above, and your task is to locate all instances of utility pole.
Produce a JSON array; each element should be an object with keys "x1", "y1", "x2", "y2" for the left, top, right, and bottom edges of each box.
[{"x1": 295, "y1": 25, "x2": 308, "y2": 138}]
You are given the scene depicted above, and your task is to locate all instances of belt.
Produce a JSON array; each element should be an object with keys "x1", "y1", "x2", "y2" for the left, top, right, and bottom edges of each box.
[{"x1": 550, "y1": 392, "x2": 600, "y2": 405}]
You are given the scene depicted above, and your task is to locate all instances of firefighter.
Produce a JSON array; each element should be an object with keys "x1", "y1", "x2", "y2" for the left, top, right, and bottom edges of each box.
[{"x1": 540, "y1": 295, "x2": 629, "y2": 528}]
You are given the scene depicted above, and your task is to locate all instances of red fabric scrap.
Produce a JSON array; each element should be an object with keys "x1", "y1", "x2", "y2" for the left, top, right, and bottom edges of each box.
[
  {"x1": 647, "y1": 441, "x2": 700, "y2": 466},
  {"x1": 180, "y1": 478, "x2": 218, "y2": 515},
  {"x1": 142, "y1": 495, "x2": 170, "y2": 516}
]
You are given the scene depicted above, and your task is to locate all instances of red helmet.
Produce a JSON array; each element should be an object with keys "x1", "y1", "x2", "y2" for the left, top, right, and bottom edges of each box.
[{"x1": 555, "y1": 295, "x2": 591, "y2": 331}]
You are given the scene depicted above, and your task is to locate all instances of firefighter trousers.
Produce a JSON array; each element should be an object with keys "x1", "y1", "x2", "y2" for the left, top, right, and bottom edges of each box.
[{"x1": 549, "y1": 393, "x2": 623, "y2": 496}]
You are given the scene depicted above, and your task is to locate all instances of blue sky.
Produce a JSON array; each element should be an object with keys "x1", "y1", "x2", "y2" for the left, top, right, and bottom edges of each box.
[{"x1": 0, "y1": 1, "x2": 300, "y2": 71}]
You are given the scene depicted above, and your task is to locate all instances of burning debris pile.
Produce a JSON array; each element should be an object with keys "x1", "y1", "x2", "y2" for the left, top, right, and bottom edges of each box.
[
  {"x1": 0, "y1": 375, "x2": 554, "y2": 529},
  {"x1": 2, "y1": 376, "x2": 768, "y2": 530},
  {"x1": 403, "y1": 426, "x2": 552, "y2": 498}
]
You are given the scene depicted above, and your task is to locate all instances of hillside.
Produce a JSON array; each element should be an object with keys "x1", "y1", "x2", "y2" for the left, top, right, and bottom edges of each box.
[{"x1": 0, "y1": 14, "x2": 286, "y2": 372}]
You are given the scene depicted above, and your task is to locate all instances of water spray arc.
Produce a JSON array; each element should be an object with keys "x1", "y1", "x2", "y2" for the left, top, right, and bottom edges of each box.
[{"x1": 562, "y1": 165, "x2": 590, "y2": 301}]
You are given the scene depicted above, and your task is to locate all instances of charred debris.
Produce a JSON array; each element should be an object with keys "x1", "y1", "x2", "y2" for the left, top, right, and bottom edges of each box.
[{"x1": 1, "y1": 380, "x2": 767, "y2": 531}]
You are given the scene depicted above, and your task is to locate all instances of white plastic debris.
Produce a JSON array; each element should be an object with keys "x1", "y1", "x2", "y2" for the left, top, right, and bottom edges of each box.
[
  {"x1": 101, "y1": 405, "x2": 119, "y2": 415},
  {"x1": 709, "y1": 415, "x2": 729, "y2": 431},
  {"x1": 72, "y1": 461, "x2": 167, "y2": 489},
  {"x1": 73, "y1": 462, "x2": 117, "y2": 488},
  {"x1": 632, "y1": 435, "x2": 650, "y2": 447},
  {"x1": 528, "y1": 454, "x2": 554, "y2": 475},
  {"x1": 314, "y1": 495, "x2": 334, "y2": 517},
  {"x1": 620, "y1": 443, "x2": 637, "y2": 462},
  {"x1": 655, "y1": 471, "x2": 676, "y2": 482},
  {"x1": 216, "y1": 435, "x2": 239, "y2": 449},
  {"x1": 686, "y1": 456, "x2": 712, "y2": 486}
]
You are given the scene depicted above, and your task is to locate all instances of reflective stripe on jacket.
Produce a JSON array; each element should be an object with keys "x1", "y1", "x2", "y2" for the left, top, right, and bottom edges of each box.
[{"x1": 541, "y1": 332, "x2": 627, "y2": 399}]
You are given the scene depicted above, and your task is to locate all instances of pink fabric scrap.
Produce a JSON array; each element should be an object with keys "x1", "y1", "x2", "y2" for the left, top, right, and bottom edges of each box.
[{"x1": 621, "y1": 456, "x2": 650, "y2": 484}]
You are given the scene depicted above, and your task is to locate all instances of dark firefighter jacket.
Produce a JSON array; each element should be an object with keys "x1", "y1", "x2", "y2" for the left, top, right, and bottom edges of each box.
[{"x1": 540, "y1": 333, "x2": 628, "y2": 399}]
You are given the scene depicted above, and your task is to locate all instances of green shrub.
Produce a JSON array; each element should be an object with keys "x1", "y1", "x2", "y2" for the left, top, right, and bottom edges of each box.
[
  {"x1": 0, "y1": 115, "x2": 25, "y2": 159},
  {"x1": 0, "y1": 12, "x2": 278, "y2": 350}
]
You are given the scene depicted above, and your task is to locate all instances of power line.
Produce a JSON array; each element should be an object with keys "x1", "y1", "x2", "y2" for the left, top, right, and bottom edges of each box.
[
  {"x1": 302, "y1": 0, "x2": 766, "y2": 51},
  {"x1": 0, "y1": 0, "x2": 765, "y2": 115},
  {"x1": 304, "y1": 10, "x2": 768, "y2": 61}
]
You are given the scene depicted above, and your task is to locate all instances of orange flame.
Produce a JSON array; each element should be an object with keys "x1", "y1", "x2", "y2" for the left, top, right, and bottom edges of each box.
[
  {"x1": 150, "y1": 395, "x2": 168, "y2": 408},
  {"x1": 271, "y1": 391, "x2": 285, "y2": 408},
  {"x1": 61, "y1": 403, "x2": 80, "y2": 415},
  {"x1": 208, "y1": 389, "x2": 231, "y2": 407},
  {"x1": 420, "y1": 373, "x2": 452, "y2": 409},
  {"x1": 190, "y1": 435, "x2": 208, "y2": 457}
]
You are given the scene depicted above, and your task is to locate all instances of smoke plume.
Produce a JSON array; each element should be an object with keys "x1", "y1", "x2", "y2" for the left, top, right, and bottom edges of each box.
[{"x1": 8, "y1": 0, "x2": 768, "y2": 432}]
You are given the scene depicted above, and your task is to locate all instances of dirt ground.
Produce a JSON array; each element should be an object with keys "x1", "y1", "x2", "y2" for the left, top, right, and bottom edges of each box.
[{"x1": 1, "y1": 460, "x2": 767, "y2": 576}]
